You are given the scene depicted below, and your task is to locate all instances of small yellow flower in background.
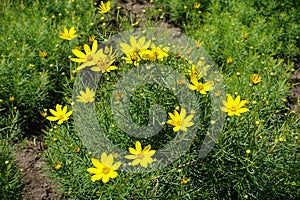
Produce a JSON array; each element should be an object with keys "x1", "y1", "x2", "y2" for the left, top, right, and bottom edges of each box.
[
  {"x1": 53, "y1": 161, "x2": 62, "y2": 170},
  {"x1": 181, "y1": 177, "x2": 189, "y2": 184},
  {"x1": 194, "y1": 2, "x2": 200, "y2": 9},
  {"x1": 9, "y1": 96, "x2": 15, "y2": 102},
  {"x1": 184, "y1": 5, "x2": 188, "y2": 10},
  {"x1": 59, "y1": 27, "x2": 77, "y2": 40},
  {"x1": 74, "y1": 147, "x2": 81, "y2": 153},
  {"x1": 77, "y1": 87, "x2": 95, "y2": 103},
  {"x1": 89, "y1": 35, "x2": 96, "y2": 43},
  {"x1": 246, "y1": 149, "x2": 251, "y2": 154},
  {"x1": 221, "y1": 94, "x2": 249, "y2": 116},
  {"x1": 41, "y1": 109, "x2": 47, "y2": 117},
  {"x1": 125, "y1": 141, "x2": 156, "y2": 168},
  {"x1": 46, "y1": 104, "x2": 72, "y2": 124},
  {"x1": 87, "y1": 152, "x2": 121, "y2": 183},
  {"x1": 250, "y1": 74, "x2": 262, "y2": 85},
  {"x1": 39, "y1": 51, "x2": 47, "y2": 58},
  {"x1": 98, "y1": 1, "x2": 111, "y2": 14},
  {"x1": 71, "y1": 40, "x2": 101, "y2": 71},
  {"x1": 167, "y1": 108, "x2": 194, "y2": 132},
  {"x1": 188, "y1": 75, "x2": 214, "y2": 95},
  {"x1": 52, "y1": 137, "x2": 58, "y2": 142},
  {"x1": 226, "y1": 57, "x2": 233, "y2": 64},
  {"x1": 243, "y1": 33, "x2": 248, "y2": 39}
]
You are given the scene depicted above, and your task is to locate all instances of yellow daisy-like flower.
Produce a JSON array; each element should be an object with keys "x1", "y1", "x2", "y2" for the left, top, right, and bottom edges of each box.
[
  {"x1": 250, "y1": 74, "x2": 262, "y2": 85},
  {"x1": 226, "y1": 57, "x2": 233, "y2": 64},
  {"x1": 53, "y1": 161, "x2": 62, "y2": 170},
  {"x1": 188, "y1": 75, "x2": 214, "y2": 95},
  {"x1": 167, "y1": 108, "x2": 194, "y2": 132},
  {"x1": 46, "y1": 104, "x2": 72, "y2": 124},
  {"x1": 71, "y1": 40, "x2": 101, "y2": 71},
  {"x1": 194, "y1": 2, "x2": 200, "y2": 9},
  {"x1": 58, "y1": 27, "x2": 77, "y2": 40},
  {"x1": 87, "y1": 152, "x2": 121, "y2": 183},
  {"x1": 141, "y1": 43, "x2": 169, "y2": 61},
  {"x1": 90, "y1": 46, "x2": 118, "y2": 73},
  {"x1": 89, "y1": 35, "x2": 96, "y2": 43},
  {"x1": 181, "y1": 177, "x2": 190, "y2": 184},
  {"x1": 125, "y1": 141, "x2": 156, "y2": 168},
  {"x1": 98, "y1": 1, "x2": 111, "y2": 14},
  {"x1": 39, "y1": 51, "x2": 47, "y2": 58},
  {"x1": 77, "y1": 87, "x2": 95, "y2": 103},
  {"x1": 221, "y1": 94, "x2": 249, "y2": 116},
  {"x1": 120, "y1": 36, "x2": 151, "y2": 54}
]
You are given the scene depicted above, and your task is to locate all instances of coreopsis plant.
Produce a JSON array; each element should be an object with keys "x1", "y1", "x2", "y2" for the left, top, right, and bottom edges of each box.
[
  {"x1": 167, "y1": 108, "x2": 194, "y2": 132},
  {"x1": 87, "y1": 152, "x2": 121, "y2": 183},
  {"x1": 46, "y1": 104, "x2": 72, "y2": 124},
  {"x1": 125, "y1": 141, "x2": 156, "y2": 168},
  {"x1": 59, "y1": 27, "x2": 77, "y2": 40},
  {"x1": 221, "y1": 94, "x2": 249, "y2": 116}
]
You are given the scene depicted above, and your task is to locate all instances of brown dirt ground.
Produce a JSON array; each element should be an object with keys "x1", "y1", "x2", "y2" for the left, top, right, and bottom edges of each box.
[{"x1": 15, "y1": 139, "x2": 61, "y2": 200}]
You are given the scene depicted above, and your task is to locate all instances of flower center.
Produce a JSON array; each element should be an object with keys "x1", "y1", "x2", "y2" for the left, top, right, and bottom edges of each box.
[
  {"x1": 197, "y1": 84, "x2": 204, "y2": 91},
  {"x1": 102, "y1": 166, "x2": 110, "y2": 174},
  {"x1": 58, "y1": 115, "x2": 65, "y2": 120},
  {"x1": 137, "y1": 153, "x2": 144, "y2": 160},
  {"x1": 86, "y1": 55, "x2": 93, "y2": 61}
]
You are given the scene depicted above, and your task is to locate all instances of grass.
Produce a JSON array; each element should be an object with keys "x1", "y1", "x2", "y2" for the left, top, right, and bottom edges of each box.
[{"x1": 0, "y1": 0, "x2": 299, "y2": 199}]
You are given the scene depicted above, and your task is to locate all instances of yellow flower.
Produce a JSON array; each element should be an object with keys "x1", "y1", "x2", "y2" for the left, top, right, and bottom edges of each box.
[
  {"x1": 71, "y1": 40, "x2": 102, "y2": 71},
  {"x1": 74, "y1": 147, "x2": 81, "y2": 153},
  {"x1": 125, "y1": 141, "x2": 156, "y2": 168},
  {"x1": 77, "y1": 87, "x2": 95, "y2": 103},
  {"x1": 53, "y1": 161, "x2": 62, "y2": 170},
  {"x1": 188, "y1": 75, "x2": 214, "y2": 94},
  {"x1": 39, "y1": 51, "x2": 47, "y2": 58},
  {"x1": 221, "y1": 94, "x2": 249, "y2": 116},
  {"x1": 58, "y1": 27, "x2": 77, "y2": 40},
  {"x1": 9, "y1": 96, "x2": 15, "y2": 102},
  {"x1": 98, "y1": 1, "x2": 111, "y2": 14},
  {"x1": 194, "y1": 2, "x2": 200, "y2": 9},
  {"x1": 226, "y1": 57, "x2": 233, "y2": 64},
  {"x1": 250, "y1": 74, "x2": 262, "y2": 85},
  {"x1": 243, "y1": 33, "x2": 248, "y2": 39},
  {"x1": 89, "y1": 35, "x2": 96, "y2": 43},
  {"x1": 40, "y1": 109, "x2": 47, "y2": 117},
  {"x1": 90, "y1": 46, "x2": 118, "y2": 73},
  {"x1": 167, "y1": 108, "x2": 194, "y2": 132},
  {"x1": 181, "y1": 177, "x2": 190, "y2": 184},
  {"x1": 141, "y1": 43, "x2": 169, "y2": 61},
  {"x1": 46, "y1": 104, "x2": 72, "y2": 124},
  {"x1": 120, "y1": 36, "x2": 151, "y2": 54},
  {"x1": 87, "y1": 152, "x2": 121, "y2": 183},
  {"x1": 186, "y1": 60, "x2": 210, "y2": 79}
]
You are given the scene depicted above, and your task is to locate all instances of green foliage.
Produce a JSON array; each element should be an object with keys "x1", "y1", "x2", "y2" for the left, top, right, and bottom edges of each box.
[{"x1": 0, "y1": 139, "x2": 22, "y2": 199}]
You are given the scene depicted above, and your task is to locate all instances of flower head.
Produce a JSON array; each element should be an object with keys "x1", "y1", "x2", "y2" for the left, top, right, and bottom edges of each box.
[
  {"x1": 226, "y1": 57, "x2": 233, "y2": 64},
  {"x1": 77, "y1": 87, "x2": 95, "y2": 103},
  {"x1": 141, "y1": 43, "x2": 169, "y2": 61},
  {"x1": 9, "y1": 96, "x2": 14, "y2": 102},
  {"x1": 221, "y1": 94, "x2": 249, "y2": 116},
  {"x1": 188, "y1": 75, "x2": 214, "y2": 94},
  {"x1": 59, "y1": 27, "x2": 77, "y2": 40},
  {"x1": 87, "y1": 152, "x2": 121, "y2": 183},
  {"x1": 53, "y1": 161, "x2": 62, "y2": 170},
  {"x1": 194, "y1": 2, "x2": 200, "y2": 9},
  {"x1": 98, "y1": 1, "x2": 111, "y2": 14},
  {"x1": 90, "y1": 46, "x2": 118, "y2": 73},
  {"x1": 120, "y1": 36, "x2": 151, "y2": 54},
  {"x1": 125, "y1": 141, "x2": 156, "y2": 168},
  {"x1": 181, "y1": 177, "x2": 190, "y2": 184},
  {"x1": 250, "y1": 74, "x2": 262, "y2": 85},
  {"x1": 71, "y1": 40, "x2": 101, "y2": 70},
  {"x1": 39, "y1": 51, "x2": 47, "y2": 58},
  {"x1": 167, "y1": 108, "x2": 194, "y2": 132},
  {"x1": 46, "y1": 104, "x2": 72, "y2": 124}
]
